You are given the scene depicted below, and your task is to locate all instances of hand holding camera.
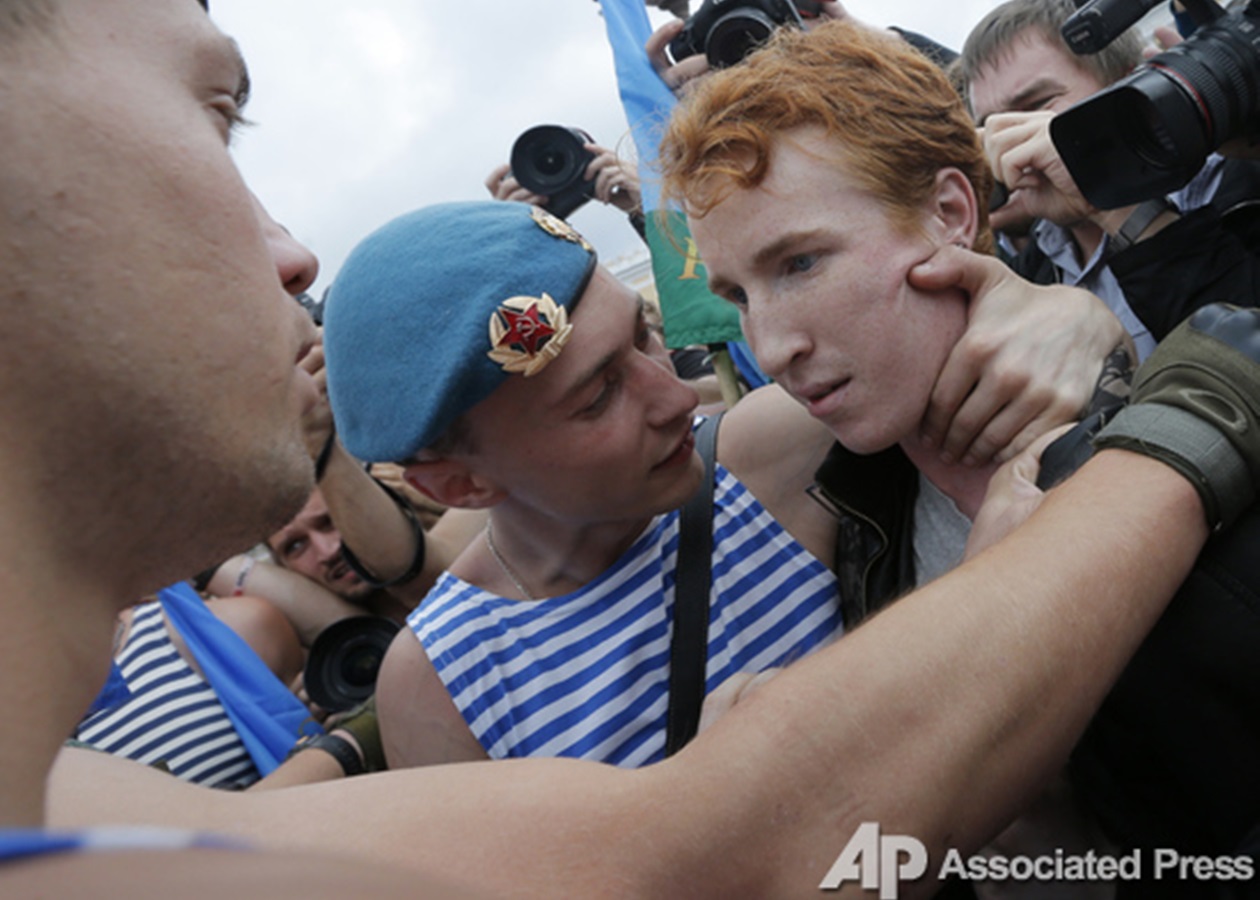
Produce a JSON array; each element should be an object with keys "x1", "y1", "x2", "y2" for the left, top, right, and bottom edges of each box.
[
  {"x1": 665, "y1": 0, "x2": 822, "y2": 69},
  {"x1": 983, "y1": 110, "x2": 1098, "y2": 232},
  {"x1": 498, "y1": 127, "x2": 641, "y2": 220}
]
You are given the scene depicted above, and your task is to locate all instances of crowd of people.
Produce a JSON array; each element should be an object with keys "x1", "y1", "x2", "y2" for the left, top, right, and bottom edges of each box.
[{"x1": 3, "y1": 0, "x2": 1260, "y2": 898}]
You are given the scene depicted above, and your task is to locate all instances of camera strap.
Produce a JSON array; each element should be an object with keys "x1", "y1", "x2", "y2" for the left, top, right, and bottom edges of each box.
[{"x1": 664, "y1": 411, "x2": 724, "y2": 757}]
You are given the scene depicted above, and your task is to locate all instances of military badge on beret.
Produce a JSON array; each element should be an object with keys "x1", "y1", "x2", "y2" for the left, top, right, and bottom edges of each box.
[
  {"x1": 531, "y1": 206, "x2": 594, "y2": 254},
  {"x1": 487, "y1": 293, "x2": 573, "y2": 376}
]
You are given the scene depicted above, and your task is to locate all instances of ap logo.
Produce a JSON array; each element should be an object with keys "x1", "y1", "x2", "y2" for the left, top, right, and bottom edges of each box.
[{"x1": 819, "y1": 822, "x2": 929, "y2": 898}]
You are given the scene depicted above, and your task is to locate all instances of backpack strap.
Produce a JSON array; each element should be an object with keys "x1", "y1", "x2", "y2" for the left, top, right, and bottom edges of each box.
[{"x1": 665, "y1": 412, "x2": 724, "y2": 756}]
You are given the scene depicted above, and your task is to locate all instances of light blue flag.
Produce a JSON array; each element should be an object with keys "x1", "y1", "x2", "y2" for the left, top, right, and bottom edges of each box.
[{"x1": 596, "y1": 0, "x2": 754, "y2": 357}]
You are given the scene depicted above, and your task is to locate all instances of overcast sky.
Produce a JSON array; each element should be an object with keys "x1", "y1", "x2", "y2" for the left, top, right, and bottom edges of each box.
[{"x1": 210, "y1": 1, "x2": 1009, "y2": 298}]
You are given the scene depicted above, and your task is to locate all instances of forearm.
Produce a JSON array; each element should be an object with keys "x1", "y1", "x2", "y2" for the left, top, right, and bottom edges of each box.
[
  {"x1": 206, "y1": 556, "x2": 361, "y2": 646},
  {"x1": 47, "y1": 453, "x2": 1211, "y2": 898},
  {"x1": 659, "y1": 448, "x2": 1206, "y2": 897},
  {"x1": 218, "y1": 450, "x2": 1209, "y2": 899},
  {"x1": 317, "y1": 442, "x2": 432, "y2": 602}
]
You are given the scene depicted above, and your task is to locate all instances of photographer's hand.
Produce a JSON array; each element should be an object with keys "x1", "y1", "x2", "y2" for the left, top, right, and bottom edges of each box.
[
  {"x1": 583, "y1": 145, "x2": 642, "y2": 214},
  {"x1": 909, "y1": 245, "x2": 1131, "y2": 466},
  {"x1": 484, "y1": 162, "x2": 548, "y2": 207},
  {"x1": 646, "y1": 17, "x2": 711, "y2": 96},
  {"x1": 983, "y1": 111, "x2": 1096, "y2": 231}
]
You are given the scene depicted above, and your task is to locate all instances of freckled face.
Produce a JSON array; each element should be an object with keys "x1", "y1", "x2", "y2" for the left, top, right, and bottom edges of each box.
[{"x1": 688, "y1": 128, "x2": 968, "y2": 454}]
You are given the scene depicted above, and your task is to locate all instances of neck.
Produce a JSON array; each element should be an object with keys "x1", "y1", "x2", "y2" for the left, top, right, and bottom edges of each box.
[
  {"x1": 900, "y1": 438, "x2": 997, "y2": 520},
  {"x1": 468, "y1": 504, "x2": 654, "y2": 601},
  {"x1": 1070, "y1": 220, "x2": 1105, "y2": 267},
  {"x1": 0, "y1": 458, "x2": 148, "y2": 826},
  {"x1": 0, "y1": 550, "x2": 121, "y2": 826}
]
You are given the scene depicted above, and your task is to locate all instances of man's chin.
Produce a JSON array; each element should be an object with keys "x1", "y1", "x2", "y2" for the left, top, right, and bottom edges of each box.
[{"x1": 337, "y1": 581, "x2": 375, "y2": 604}]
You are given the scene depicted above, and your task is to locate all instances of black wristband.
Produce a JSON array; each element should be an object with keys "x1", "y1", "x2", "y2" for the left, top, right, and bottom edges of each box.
[
  {"x1": 300, "y1": 732, "x2": 365, "y2": 777},
  {"x1": 340, "y1": 478, "x2": 427, "y2": 589}
]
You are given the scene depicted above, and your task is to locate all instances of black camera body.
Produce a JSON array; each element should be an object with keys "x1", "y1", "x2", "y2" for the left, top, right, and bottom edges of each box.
[
  {"x1": 667, "y1": 0, "x2": 821, "y2": 69},
  {"x1": 303, "y1": 615, "x2": 401, "y2": 713},
  {"x1": 1052, "y1": 0, "x2": 1260, "y2": 208},
  {"x1": 509, "y1": 125, "x2": 597, "y2": 220}
]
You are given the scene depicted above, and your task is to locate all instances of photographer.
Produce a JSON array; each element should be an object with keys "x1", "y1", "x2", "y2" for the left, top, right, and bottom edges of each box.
[
  {"x1": 958, "y1": 0, "x2": 1260, "y2": 353},
  {"x1": 485, "y1": 140, "x2": 643, "y2": 235},
  {"x1": 646, "y1": 0, "x2": 956, "y2": 95},
  {"x1": 485, "y1": 143, "x2": 640, "y2": 215}
]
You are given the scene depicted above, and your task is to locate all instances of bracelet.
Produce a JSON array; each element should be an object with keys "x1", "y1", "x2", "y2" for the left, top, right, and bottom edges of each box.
[
  {"x1": 1108, "y1": 198, "x2": 1174, "y2": 255},
  {"x1": 313, "y1": 429, "x2": 337, "y2": 482},
  {"x1": 294, "y1": 732, "x2": 365, "y2": 777},
  {"x1": 340, "y1": 478, "x2": 427, "y2": 589}
]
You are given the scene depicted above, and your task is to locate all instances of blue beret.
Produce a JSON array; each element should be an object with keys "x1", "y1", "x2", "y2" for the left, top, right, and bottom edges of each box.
[{"x1": 323, "y1": 201, "x2": 597, "y2": 462}]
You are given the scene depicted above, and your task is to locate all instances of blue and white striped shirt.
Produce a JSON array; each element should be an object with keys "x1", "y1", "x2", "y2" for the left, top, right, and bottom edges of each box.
[
  {"x1": 411, "y1": 464, "x2": 841, "y2": 767},
  {"x1": 74, "y1": 602, "x2": 260, "y2": 789}
]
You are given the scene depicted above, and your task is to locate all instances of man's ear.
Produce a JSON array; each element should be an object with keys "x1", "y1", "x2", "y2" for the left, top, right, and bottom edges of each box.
[
  {"x1": 930, "y1": 167, "x2": 980, "y2": 249},
  {"x1": 402, "y1": 458, "x2": 506, "y2": 510}
]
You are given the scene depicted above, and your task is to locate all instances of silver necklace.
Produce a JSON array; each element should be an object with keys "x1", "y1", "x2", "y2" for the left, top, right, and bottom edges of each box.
[{"x1": 485, "y1": 519, "x2": 537, "y2": 601}]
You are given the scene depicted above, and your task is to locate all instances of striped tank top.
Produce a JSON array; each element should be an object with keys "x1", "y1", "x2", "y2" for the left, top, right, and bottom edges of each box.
[
  {"x1": 74, "y1": 601, "x2": 260, "y2": 789},
  {"x1": 411, "y1": 464, "x2": 841, "y2": 767}
]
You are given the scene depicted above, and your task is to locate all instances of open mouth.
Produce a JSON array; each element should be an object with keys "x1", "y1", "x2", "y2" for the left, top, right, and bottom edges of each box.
[{"x1": 327, "y1": 559, "x2": 354, "y2": 583}]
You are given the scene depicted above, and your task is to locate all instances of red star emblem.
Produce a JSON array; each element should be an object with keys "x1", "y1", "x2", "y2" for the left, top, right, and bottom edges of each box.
[{"x1": 495, "y1": 302, "x2": 556, "y2": 356}]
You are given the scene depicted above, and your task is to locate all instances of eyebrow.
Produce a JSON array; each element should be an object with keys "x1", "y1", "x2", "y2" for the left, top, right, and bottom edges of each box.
[
  {"x1": 977, "y1": 76, "x2": 1059, "y2": 125},
  {"x1": 559, "y1": 296, "x2": 647, "y2": 407},
  {"x1": 707, "y1": 229, "x2": 826, "y2": 296}
]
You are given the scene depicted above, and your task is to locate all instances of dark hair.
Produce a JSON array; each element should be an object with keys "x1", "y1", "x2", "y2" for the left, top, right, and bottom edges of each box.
[{"x1": 956, "y1": 0, "x2": 1142, "y2": 107}]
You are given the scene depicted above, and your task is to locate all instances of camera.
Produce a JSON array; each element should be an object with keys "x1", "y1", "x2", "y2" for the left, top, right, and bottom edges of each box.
[
  {"x1": 1051, "y1": 0, "x2": 1260, "y2": 209},
  {"x1": 667, "y1": 0, "x2": 822, "y2": 70},
  {"x1": 303, "y1": 616, "x2": 401, "y2": 712},
  {"x1": 509, "y1": 125, "x2": 597, "y2": 220},
  {"x1": 1060, "y1": 0, "x2": 1165, "y2": 55}
]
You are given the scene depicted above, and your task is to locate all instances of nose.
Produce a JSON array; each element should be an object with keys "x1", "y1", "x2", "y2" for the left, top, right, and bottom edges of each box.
[
  {"x1": 311, "y1": 530, "x2": 342, "y2": 564},
  {"x1": 639, "y1": 350, "x2": 700, "y2": 428},
  {"x1": 252, "y1": 194, "x2": 320, "y2": 296},
  {"x1": 740, "y1": 299, "x2": 811, "y2": 382}
]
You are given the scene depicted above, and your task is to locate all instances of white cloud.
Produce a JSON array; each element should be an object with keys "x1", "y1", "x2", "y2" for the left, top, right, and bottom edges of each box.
[{"x1": 211, "y1": 0, "x2": 1010, "y2": 295}]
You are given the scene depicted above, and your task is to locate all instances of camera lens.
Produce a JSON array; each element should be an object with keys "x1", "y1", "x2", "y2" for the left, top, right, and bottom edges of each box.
[
  {"x1": 1051, "y1": 5, "x2": 1260, "y2": 208},
  {"x1": 303, "y1": 616, "x2": 401, "y2": 712},
  {"x1": 706, "y1": 10, "x2": 778, "y2": 68},
  {"x1": 511, "y1": 126, "x2": 590, "y2": 194},
  {"x1": 509, "y1": 125, "x2": 598, "y2": 219}
]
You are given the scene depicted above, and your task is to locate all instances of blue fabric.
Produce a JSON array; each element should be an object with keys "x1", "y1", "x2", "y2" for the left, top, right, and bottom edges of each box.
[
  {"x1": 157, "y1": 582, "x2": 320, "y2": 776},
  {"x1": 85, "y1": 661, "x2": 133, "y2": 717},
  {"x1": 0, "y1": 827, "x2": 243, "y2": 863},
  {"x1": 324, "y1": 201, "x2": 598, "y2": 461},
  {"x1": 0, "y1": 830, "x2": 81, "y2": 862},
  {"x1": 596, "y1": 0, "x2": 747, "y2": 350},
  {"x1": 595, "y1": 0, "x2": 675, "y2": 212},
  {"x1": 726, "y1": 341, "x2": 770, "y2": 389}
]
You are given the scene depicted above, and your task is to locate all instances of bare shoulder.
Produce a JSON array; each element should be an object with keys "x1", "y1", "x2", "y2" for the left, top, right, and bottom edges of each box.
[
  {"x1": 376, "y1": 627, "x2": 489, "y2": 767},
  {"x1": 716, "y1": 384, "x2": 834, "y2": 484},
  {"x1": 0, "y1": 846, "x2": 480, "y2": 899},
  {"x1": 714, "y1": 385, "x2": 838, "y2": 569}
]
